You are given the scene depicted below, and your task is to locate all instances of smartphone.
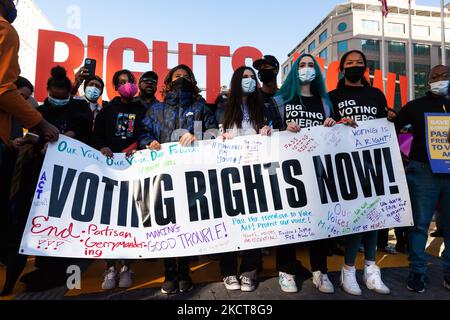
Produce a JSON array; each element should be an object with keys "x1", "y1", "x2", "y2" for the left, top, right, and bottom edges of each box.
[
  {"x1": 84, "y1": 58, "x2": 96, "y2": 77},
  {"x1": 24, "y1": 132, "x2": 40, "y2": 144}
]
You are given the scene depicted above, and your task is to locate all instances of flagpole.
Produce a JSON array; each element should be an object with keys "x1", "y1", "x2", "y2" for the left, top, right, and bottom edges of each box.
[
  {"x1": 381, "y1": 10, "x2": 386, "y2": 92},
  {"x1": 441, "y1": 0, "x2": 447, "y2": 65},
  {"x1": 408, "y1": 0, "x2": 414, "y2": 100}
]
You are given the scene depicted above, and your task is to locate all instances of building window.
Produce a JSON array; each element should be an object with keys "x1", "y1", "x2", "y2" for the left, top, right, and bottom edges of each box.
[
  {"x1": 413, "y1": 44, "x2": 430, "y2": 57},
  {"x1": 362, "y1": 40, "x2": 380, "y2": 73},
  {"x1": 388, "y1": 41, "x2": 406, "y2": 109},
  {"x1": 414, "y1": 64, "x2": 431, "y2": 98},
  {"x1": 388, "y1": 41, "x2": 406, "y2": 55},
  {"x1": 413, "y1": 25, "x2": 430, "y2": 37},
  {"x1": 438, "y1": 47, "x2": 450, "y2": 67},
  {"x1": 319, "y1": 30, "x2": 328, "y2": 43},
  {"x1": 319, "y1": 48, "x2": 328, "y2": 60},
  {"x1": 361, "y1": 39, "x2": 380, "y2": 53},
  {"x1": 361, "y1": 20, "x2": 379, "y2": 32},
  {"x1": 284, "y1": 65, "x2": 290, "y2": 77},
  {"x1": 308, "y1": 40, "x2": 316, "y2": 53},
  {"x1": 337, "y1": 40, "x2": 348, "y2": 54},
  {"x1": 338, "y1": 22, "x2": 347, "y2": 32},
  {"x1": 387, "y1": 22, "x2": 405, "y2": 34}
]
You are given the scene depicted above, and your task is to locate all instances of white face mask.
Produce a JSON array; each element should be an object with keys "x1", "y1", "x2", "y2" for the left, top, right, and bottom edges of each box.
[
  {"x1": 298, "y1": 67, "x2": 316, "y2": 83},
  {"x1": 430, "y1": 80, "x2": 450, "y2": 96},
  {"x1": 242, "y1": 78, "x2": 256, "y2": 94}
]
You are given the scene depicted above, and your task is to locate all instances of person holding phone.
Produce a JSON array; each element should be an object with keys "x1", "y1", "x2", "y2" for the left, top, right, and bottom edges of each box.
[{"x1": 72, "y1": 59, "x2": 107, "y2": 120}]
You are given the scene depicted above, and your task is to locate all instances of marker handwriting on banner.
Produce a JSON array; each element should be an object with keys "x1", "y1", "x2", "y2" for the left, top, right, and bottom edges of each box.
[
  {"x1": 36, "y1": 172, "x2": 47, "y2": 200},
  {"x1": 381, "y1": 198, "x2": 408, "y2": 223},
  {"x1": 21, "y1": 120, "x2": 414, "y2": 259},
  {"x1": 352, "y1": 126, "x2": 392, "y2": 150},
  {"x1": 284, "y1": 135, "x2": 318, "y2": 153}
]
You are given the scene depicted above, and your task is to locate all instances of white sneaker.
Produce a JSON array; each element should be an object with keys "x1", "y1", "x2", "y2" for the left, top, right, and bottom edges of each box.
[
  {"x1": 312, "y1": 271, "x2": 335, "y2": 294},
  {"x1": 341, "y1": 267, "x2": 362, "y2": 296},
  {"x1": 240, "y1": 276, "x2": 256, "y2": 292},
  {"x1": 102, "y1": 266, "x2": 118, "y2": 290},
  {"x1": 118, "y1": 265, "x2": 134, "y2": 288},
  {"x1": 364, "y1": 265, "x2": 390, "y2": 295},
  {"x1": 279, "y1": 272, "x2": 298, "y2": 293},
  {"x1": 223, "y1": 276, "x2": 241, "y2": 291}
]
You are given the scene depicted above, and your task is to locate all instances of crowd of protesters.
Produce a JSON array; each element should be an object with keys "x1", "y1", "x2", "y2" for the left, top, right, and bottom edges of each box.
[{"x1": 0, "y1": 0, "x2": 449, "y2": 297}]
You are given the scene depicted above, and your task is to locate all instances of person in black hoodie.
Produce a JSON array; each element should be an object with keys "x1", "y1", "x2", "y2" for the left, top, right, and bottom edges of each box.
[
  {"x1": 329, "y1": 50, "x2": 391, "y2": 297},
  {"x1": 37, "y1": 66, "x2": 93, "y2": 146},
  {"x1": 93, "y1": 69, "x2": 146, "y2": 290},
  {"x1": 392, "y1": 65, "x2": 450, "y2": 293},
  {"x1": 94, "y1": 69, "x2": 145, "y2": 156},
  {"x1": 19, "y1": 66, "x2": 93, "y2": 292}
]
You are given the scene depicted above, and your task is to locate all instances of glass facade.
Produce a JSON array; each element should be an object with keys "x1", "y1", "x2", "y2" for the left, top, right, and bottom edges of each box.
[
  {"x1": 319, "y1": 30, "x2": 328, "y2": 43},
  {"x1": 414, "y1": 44, "x2": 431, "y2": 98},
  {"x1": 337, "y1": 40, "x2": 348, "y2": 55},
  {"x1": 362, "y1": 39, "x2": 380, "y2": 73},
  {"x1": 361, "y1": 20, "x2": 379, "y2": 32},
  {"x1": 308, "y1": 40, "x2": 316, "y2": 53},
  {"x1": 338, "y1": 22, "x2": 347, "y2": 32},
  {"x1": 387, "y1": 22, "x2": 405, "y2": 34},
  {"x1": 388, "y1": 41, "x2": 406, "y2": 109},
  {"x1": 413, "y1": 25, "x2": 430, "y2": 37},
  {"x1": 319, "y1": 48, "x2": 328, "y2": 61},
  {"x1": 438, "y1": 47, "x2": 450, "y2": 67}
]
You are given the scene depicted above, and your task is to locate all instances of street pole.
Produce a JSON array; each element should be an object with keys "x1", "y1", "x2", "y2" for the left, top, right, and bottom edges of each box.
[
  {"x1": 381, "y1": 13, "x2": 386, "y2": 92},
  {"x1": 441, "y1": 0, "x2": 447, "y2": 65},
  {"x1": 408, "y1": 0, "x2": 414, "y2": 100}
]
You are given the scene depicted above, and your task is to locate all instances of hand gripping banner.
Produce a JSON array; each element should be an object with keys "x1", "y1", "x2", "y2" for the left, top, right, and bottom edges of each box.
[{"x1": 20, "y1": 119, "x2": 413, "y2": 259}]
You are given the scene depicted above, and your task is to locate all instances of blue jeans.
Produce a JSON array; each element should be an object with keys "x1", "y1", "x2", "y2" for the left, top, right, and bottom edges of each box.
[
  {"x1": 407, "y1": 161, "x2": 450, "y2": 278},
  {"x1": 344, "y1": 231, "x2": 378, "y2": 266}
]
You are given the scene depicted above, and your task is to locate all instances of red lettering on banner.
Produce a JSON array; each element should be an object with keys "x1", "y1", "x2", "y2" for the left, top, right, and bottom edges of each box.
[{"x1": 31, "y1": 216, "x2": 80, "y2": 240}]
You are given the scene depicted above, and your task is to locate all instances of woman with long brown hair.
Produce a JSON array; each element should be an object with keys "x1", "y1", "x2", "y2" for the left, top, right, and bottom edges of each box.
[{"x1": 219, "y1": 66, "x2": 275, "y2": 292}]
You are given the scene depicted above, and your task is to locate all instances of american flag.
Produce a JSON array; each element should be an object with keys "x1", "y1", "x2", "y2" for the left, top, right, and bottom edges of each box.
[{"x1": 379, "y1": 0, "x2": 389, "y2": 17}]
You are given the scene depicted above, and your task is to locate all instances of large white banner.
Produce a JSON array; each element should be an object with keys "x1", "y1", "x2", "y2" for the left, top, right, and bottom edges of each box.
[{"x1": 20, "y1": 119, "x2": 413, "y2": 259}]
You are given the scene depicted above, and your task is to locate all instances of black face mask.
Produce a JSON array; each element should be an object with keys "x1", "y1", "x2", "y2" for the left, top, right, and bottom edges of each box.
[
  {"x1": 344, "y1": 66, "x2": 366, "y2": 83},
  {"x1": 141, "y1": 85, "x2": 156, "y2": 97},
  {"x1": 258, "y1": 69, "x2": 277, "y2": 83},
  {"x1": 172, "y1": 77, "x2": 194, "y2": 92}
]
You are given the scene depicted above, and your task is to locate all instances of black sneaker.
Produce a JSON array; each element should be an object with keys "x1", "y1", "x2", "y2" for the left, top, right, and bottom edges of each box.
[
  {"x1": 407, "y1": 273, "x2": 426, "y2": 293},
  {"x1": 161, "y1": 277, "x2": 178, "y2": 295},
  {"x1": 179, "y1": 276, "x2": 193, "y2": 293},
  {"x1": 444, "y1": 277, "x2": 450, "y2": 291}
]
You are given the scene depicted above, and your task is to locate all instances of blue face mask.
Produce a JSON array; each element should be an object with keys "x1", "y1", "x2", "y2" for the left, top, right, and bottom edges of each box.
[
  {"x1": 242, "y1": 78, "x2": 256, "y2": 94},
  {"x1": 85, "y1": 86, "x2": 102, "y2": 102},
  {"x1": 1, "y1": 0, "x2": 17, "y2": 24},
  {"x1": 48, "y1": 95, "x2": 70, "y2": 107}
]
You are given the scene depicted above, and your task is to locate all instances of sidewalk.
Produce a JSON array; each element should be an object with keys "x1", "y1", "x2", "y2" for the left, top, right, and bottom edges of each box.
[{"x1": 7, "y1": 242, "x2": 449, "y2": 301}]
